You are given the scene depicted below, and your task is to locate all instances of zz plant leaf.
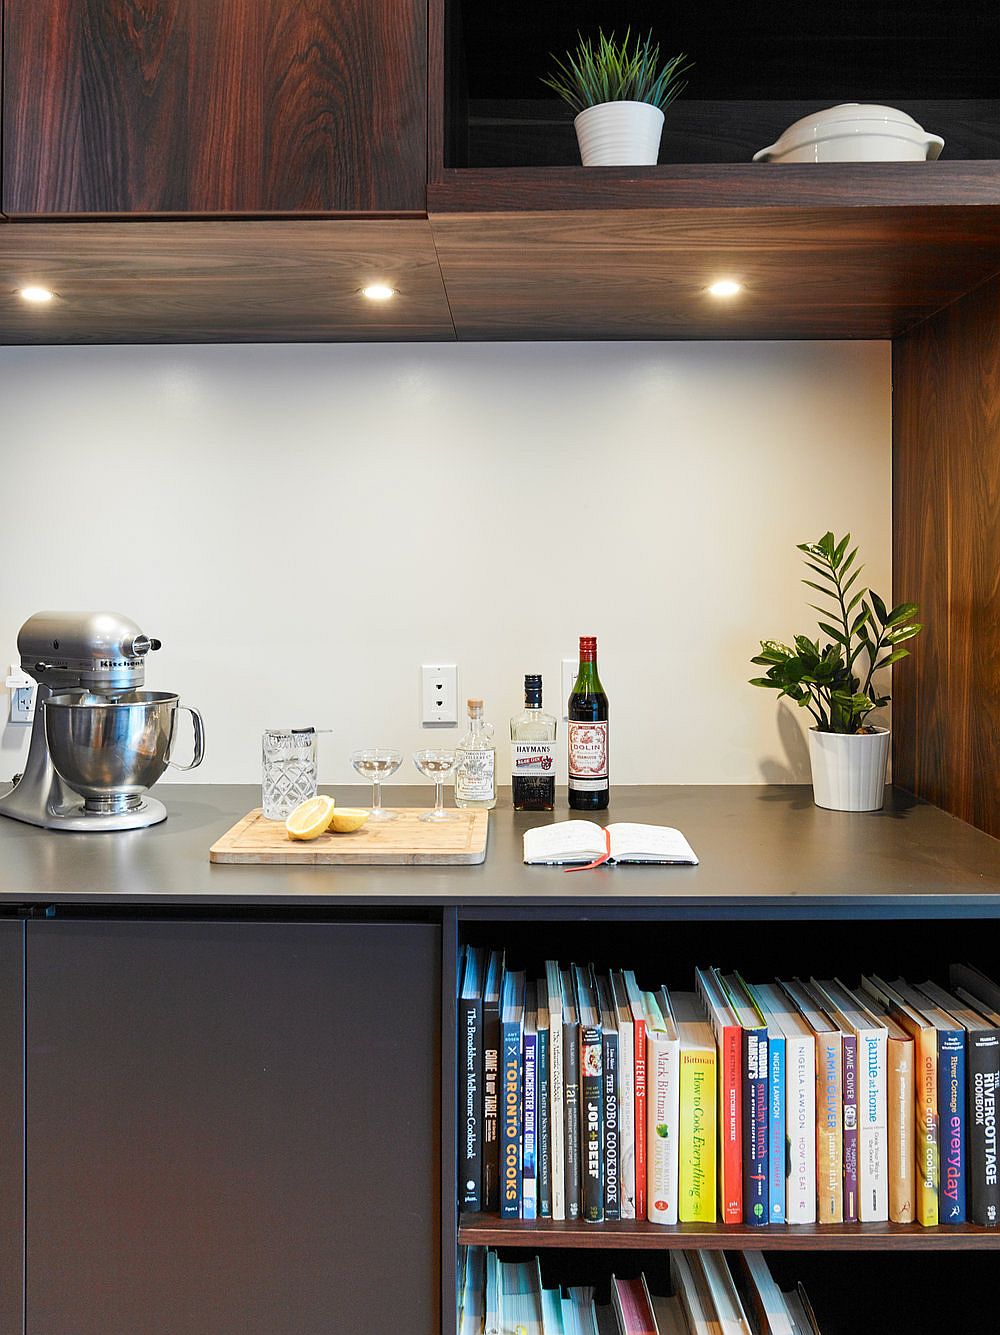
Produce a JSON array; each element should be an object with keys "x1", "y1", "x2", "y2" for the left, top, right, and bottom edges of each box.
[{"x1": 749, "y1": 533, "x2": 922, "y2": 734}]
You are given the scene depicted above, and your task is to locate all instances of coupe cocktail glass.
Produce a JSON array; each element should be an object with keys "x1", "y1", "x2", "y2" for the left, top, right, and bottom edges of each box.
[
  {"x1": 350, "y1": 749, "x2": 403, "y2": 821},
  {"x1": 413, "y1": 749, "x2": 458, "y2": 822}
]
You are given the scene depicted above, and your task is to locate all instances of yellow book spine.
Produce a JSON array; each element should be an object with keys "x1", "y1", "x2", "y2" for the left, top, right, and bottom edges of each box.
[
  {"x1": 916, "y1": 1028, "x2": 939, "y2": 1226},
  {"x1": 678, "y1": 1048, "x2": 717, "y2": 1222}
]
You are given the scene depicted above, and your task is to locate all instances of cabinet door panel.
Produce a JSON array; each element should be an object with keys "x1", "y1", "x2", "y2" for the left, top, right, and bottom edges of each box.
[
  {"x1": 2, "y1": 0, "x2": 427, "y2": 214},
  {"x1": 26, "y1": 919, "x2": 439, "y2": 1335},
  {"x1": 0, "y1": 921, "x2": 24, "y2": 1335}
]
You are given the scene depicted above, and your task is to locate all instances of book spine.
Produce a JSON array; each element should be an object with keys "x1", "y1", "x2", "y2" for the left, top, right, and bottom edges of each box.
[
  {"x1": 500, "y1": 1018, "x2": 522, "y2": 1219},
  {"x1": 786, "y1": 1034, "x2": 817, "y2": 1224},
  {"x1": 603, "y1": 1025, "x2": 620, "y2": 1220},
  {"x1": 678, "y1": 1047, "x2": 717, "y2": 1222},
  {"x1": 537, "y1": 1025, "x2": 551, "y2": 1218},
  {"x1": 742, "y1": 1028, "x2": 769, "y2": 1226},
  {"x1": 618, "y1": 1021, "x2": 636, "y2": 1219},
  {"x1": 522, "y1": 1029, "x2": 537, "y2": 1220},
  {"x1": 580, "y1": 1024, "x2": 604, "y2": 1222},
  {"x1": 483, "y1": 998, "x2": 501, "y2": 1213},
  {"x1": 916, "y1": 1027, "x2": 940, "y2": 1226},
  {"x1": 938, "y1": 1029, "x2": 967, "y2": 1224},
  {"x1": 887, "y1": 1035, "x2": 915, "y2": 1224},
  {"x1": 563, "y1": 1021, "x2": 581, "y2": 1221},
  {"x1": 968, "y1": 1033, "x2": 1000, "y2": 1226},
  {"x1": 647, "y1": 1034, "x2": 680, "y2": 1224},
  {"x1": 460, "y1": 995, "x2": 483, "y2": 1211},
  {"x1": 842, "y1": 1032, "x2": 858, "y2": 1223},
  {"x1": 768, "y1": 1034, "x2": 786, "y2": 1223},
  {"x1": 720, "y1": 1024, "x2": 743, "y2": 1225},
  {"x1": 858, "y1": 1031, "x2": 888, "y2": 1223},
  {"x1": 816, "y1": 1033, "x2": 844, "y2": 1224},
  {"x1": 633, "y1": 1019, "x2": 648, "y2": 1219},
  {"x1": 549, "y1": 1006, "x2": 565, "y2": 1221}
]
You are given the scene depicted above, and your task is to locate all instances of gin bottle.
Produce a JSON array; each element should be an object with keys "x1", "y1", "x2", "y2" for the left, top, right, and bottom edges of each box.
[
  {"x1": 510, "y1": 674, "x2": 556, "y2": 811},
  {"x1": 455, "y1": 698, "x2": 497, "y2": 809}
]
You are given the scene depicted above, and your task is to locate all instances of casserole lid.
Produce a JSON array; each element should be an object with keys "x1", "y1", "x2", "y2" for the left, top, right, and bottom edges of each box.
[{"x1": 755, "y1": 103, "x2": 944, "y2": 161}]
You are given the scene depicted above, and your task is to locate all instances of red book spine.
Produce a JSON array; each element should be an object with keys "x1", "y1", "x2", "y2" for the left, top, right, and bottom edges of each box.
[
  {"x1": 721, "y1": 1024, "x2": 743, "y2": 1225},
  {"x1": 634, "y1": 1019, "x2": 647, "y2": 1218}
]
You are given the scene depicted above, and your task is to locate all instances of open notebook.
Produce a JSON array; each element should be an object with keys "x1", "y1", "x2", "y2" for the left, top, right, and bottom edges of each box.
[{"x1": 523, "y1": 820, "x2": 699, "y2": 869}]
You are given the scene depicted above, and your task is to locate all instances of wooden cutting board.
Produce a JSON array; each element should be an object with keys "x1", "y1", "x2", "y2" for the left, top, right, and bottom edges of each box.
[{"x1": 209, "y1": 807, "x2": 489, "y2": 865}]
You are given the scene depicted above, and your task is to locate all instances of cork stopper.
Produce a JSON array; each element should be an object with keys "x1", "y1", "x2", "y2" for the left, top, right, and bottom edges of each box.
[{"x1": 467, "y1": 698, "x2": 484, "y2": 718}]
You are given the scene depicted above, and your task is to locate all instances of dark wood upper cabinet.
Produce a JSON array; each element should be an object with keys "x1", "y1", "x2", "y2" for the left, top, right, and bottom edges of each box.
[{"x1": 2, "y1": 0, "x2": 427, "y2": 215}]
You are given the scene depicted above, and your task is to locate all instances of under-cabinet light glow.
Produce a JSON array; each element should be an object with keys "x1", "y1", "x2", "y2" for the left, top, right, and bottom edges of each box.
[
  {"x1": 18, "y1": 286, "x2": 55, "y2": 304},
  {"x1": 707, "y1": 279, "x2": 743, "y2": 298},
  {"x1": 360, "y1": 284, "x2": 396, "y2": 302}
]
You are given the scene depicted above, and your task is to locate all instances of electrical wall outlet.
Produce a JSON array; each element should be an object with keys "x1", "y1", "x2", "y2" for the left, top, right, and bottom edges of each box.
[
  {"x1": 420, "y1": 664, "x2": 458, "y2": 725},
  {"x1": 560, "y1": 657, "x2": 577, "y2": 720},
  {"x1": 6, "y1": 666, "x2": 36, "y2": 724}
]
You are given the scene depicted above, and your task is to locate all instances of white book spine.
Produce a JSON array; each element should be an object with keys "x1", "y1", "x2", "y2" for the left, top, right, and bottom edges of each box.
[
  {"x1": 786, "y1": 1034, "x2": 817, "y2": 1223},
  {"x1": 646, "y1": 1032, "x2": 680, "y2": 1224},
  {"x1": 858, "y1": 1028, "x2": 888, "y2": 1222},
  {"x1": 549, "y1": 999, "x2": 565, "y2": 1221},
  {"x1": 618, "y1": 1019, "x2": 636, "y2": 1219}
]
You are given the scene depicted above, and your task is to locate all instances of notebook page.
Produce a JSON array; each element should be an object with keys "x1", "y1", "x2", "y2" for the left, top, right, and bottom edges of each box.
[
  {"x1": 605, "y1": 824, "x2": 699, "y2": 865},
  {"x1": 523, "y1": 821, "x2": 607, "y2": 864}
]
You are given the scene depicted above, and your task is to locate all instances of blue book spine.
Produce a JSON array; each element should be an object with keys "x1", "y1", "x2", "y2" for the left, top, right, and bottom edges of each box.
[
  {"x1": 742, "y1": 1028, "x2": 770, "y2": 1225},
  {"x1": 501, "y1": 1017, "x2": 523, "y2": 1218},
  {"x1": 939, "y1": 1029, "x2": 967, "y2": 1223},
  {"x1": 767, "y1": 1031, "x2": 786, "y2": 1223},
  {"x1": 522, "y1": 1031, "x2": 538, "y2": 1220}
]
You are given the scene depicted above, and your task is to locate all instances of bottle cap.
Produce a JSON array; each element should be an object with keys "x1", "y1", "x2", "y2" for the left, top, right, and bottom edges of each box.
[
  {"x1": 524, "y1": 674, "x2": 542, "y2": 688},
  {"x1": 467, "y1": 698, "x2": 483, "y2": 716},
  {"x1": 579, "y1": 635, "x2": 597, "y2": 658}
]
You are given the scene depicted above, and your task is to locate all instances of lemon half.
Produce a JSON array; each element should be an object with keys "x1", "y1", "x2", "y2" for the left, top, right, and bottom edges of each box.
[
  {"x1": 329, "y1": 808, "x2": 370, "y2": 833},
  {"x1": 285, "y1": 795, "x2": 336, "y2": 840}
]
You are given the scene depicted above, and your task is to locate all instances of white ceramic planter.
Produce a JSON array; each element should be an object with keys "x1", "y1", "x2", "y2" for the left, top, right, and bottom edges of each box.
[
  {"x1": 574, "y1": 101, "x2": 664, "y2": 166},
  {"x1": 808, "y1": 726, "x2": 891, "y2": 812}
]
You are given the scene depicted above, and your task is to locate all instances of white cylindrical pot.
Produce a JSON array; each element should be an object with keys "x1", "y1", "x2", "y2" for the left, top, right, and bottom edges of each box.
[
  {"x1": 574, "y1": 101, "x2": 665, "y2": 166},
  {"x1": 808, "y1": 727, "x2": 891, "y2": 812}
]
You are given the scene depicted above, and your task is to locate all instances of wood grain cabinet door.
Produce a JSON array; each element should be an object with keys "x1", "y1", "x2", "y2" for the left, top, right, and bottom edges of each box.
[
  {"x1": 25, "y1": 919, "x2": 440, "y2": 1335},
  {"x1": 2, "y1": 0, "x2": 427, "y2": 215}
]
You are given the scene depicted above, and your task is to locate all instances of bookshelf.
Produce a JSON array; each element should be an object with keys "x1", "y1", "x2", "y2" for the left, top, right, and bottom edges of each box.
[{"x1": 446, "y1": 790, "x2": 1000, "y2": 1331}]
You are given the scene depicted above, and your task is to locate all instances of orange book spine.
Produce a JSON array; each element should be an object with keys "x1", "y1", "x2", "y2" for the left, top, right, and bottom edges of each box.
[
  {"x1": 720, "y1": 1024, "x2": 743, "y2": 1225},
  {"x1": 633, "y1": 1018, "x2": 647, "y2": 1218},
  {"x1": 888, "y1": 1035, "x2": 915, "y2": 1224}
]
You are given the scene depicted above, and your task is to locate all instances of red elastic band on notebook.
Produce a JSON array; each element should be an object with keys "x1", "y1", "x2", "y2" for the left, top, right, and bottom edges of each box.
[{"x1": 563, "y1": 826, "x2": 612, "y2": 873}]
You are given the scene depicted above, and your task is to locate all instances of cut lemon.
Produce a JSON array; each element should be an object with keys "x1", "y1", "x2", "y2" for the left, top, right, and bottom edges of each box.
[
  {"x1": 285, "y1": 795, "x2": 336, "y2": 840},
  {"x1": 329, "y1": 808, "x2": 370, "y2": 833}
]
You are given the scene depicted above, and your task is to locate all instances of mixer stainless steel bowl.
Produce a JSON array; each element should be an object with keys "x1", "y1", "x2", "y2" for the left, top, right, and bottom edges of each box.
[{"x1": 44, "y1": 691, "x2": 205, "y2": 814}]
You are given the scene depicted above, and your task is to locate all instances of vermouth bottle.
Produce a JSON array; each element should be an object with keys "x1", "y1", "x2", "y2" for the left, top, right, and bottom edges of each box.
[
  {"x1": 567, "y1": 636, "x2": 609, "y2": 811},
  {"x1": 455, "y1": 698, "x2": 497, "y2": 809},
  {"x1": 510, "y1": 675, "x2": 557, "y2": 811}
]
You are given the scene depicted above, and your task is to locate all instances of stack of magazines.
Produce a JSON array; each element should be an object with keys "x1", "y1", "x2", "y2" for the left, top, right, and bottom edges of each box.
[
  {"x1": 459, "y1": 950, "x2": 1000, "y2": 1228},
  {"x1": 458, "y1": 1246, "x2": 820, "y2": 1334}
]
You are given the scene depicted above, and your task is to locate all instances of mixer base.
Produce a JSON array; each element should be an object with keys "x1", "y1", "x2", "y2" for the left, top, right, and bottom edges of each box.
[{"x1": 0, "y1": 785, "x2": 168, "y2": 832}]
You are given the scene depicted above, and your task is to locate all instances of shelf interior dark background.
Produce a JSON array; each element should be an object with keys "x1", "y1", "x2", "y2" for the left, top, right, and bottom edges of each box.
[{"x1": 446, "y1": 0, "x2": 1000, "y2": 166}]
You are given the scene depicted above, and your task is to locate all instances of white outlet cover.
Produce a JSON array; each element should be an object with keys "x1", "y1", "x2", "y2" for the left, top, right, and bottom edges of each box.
[{"x1": 421, "y1": 663, "x2": 458, "y2": 725}]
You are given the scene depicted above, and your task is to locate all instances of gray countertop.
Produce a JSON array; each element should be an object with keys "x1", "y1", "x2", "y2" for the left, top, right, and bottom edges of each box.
[{"x1": 0, "y1": 783, "x2": 998, "y2": 914}]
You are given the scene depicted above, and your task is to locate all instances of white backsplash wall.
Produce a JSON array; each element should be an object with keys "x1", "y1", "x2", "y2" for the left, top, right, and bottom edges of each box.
[{"x1": 0, "y1": 340, "x2": 890, "y2": 787}]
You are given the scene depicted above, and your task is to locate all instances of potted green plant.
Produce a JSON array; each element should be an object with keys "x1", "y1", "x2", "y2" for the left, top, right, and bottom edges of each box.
[
  {"x1": 750, "y1": 532, "x2": 922, "y2": 811},
  {"x1": 541, "y1": 29, "x2": 690, "y2": 167}
]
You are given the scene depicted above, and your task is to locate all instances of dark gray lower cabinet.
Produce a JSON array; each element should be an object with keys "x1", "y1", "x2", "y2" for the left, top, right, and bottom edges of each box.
[
  {"x1": 26, "y1": 919, "x2": 440, "y2": 1335},
  {"x1": 0, "y1": 920, "x2": 24, "y2": 1335}
]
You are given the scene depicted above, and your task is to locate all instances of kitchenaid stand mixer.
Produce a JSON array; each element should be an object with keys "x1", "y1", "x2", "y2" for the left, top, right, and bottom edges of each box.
[{"x1": 0, "y1": 611, "x2": 204, "y2": 832}]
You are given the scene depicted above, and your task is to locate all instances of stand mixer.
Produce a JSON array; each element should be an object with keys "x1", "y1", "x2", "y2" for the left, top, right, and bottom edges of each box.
[{"x1": 0, "y1": 611, "x2": 204, "y2": 832}]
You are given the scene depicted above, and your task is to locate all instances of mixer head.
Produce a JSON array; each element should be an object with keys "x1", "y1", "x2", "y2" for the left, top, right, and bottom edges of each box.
[{"x1": 17, "y1": 611, "x2": 161, "y2": 693}]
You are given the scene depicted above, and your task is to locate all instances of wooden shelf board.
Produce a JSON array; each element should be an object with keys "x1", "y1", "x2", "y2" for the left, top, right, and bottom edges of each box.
[{"x1": 458, "y1": 1214, "x2": 1000, "y2": 1251}]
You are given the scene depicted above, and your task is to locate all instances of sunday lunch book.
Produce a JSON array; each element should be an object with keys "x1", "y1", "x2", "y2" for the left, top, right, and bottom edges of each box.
[{"x1": 523, "y1": 821, "x2": 699, "y2": 867}]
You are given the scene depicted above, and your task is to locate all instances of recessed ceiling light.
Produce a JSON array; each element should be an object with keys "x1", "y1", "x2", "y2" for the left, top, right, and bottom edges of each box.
[
  {"x1": 18, "y1": 286, "x2": 55, "y2": 304},
  {"x1": 360, "y1": 283, "x2": 396, "y2": 302},
  {"x1": 707, "y1": 279, "x2": 743, "y2": 298}
]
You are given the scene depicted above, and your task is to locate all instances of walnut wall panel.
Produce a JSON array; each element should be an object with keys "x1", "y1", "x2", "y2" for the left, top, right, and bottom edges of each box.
[
  {"x1": 2, "y1": 0, "x2": 427, "y2": 215},
  {"x1": 893, "y1": 272, "x2": 1000, "y2": 836}
]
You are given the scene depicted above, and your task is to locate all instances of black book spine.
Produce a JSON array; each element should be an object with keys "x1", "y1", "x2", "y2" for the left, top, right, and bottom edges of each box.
[
  {"x1": 460, "y1": 995, "x2": 483, "y2": 1211},
  {"x1": 563, "y1": 1021, "x2": 582, "y2": 1221},
  {"x1": 602, "y1": 1025, "x2": 620, "y2": 1220},
  {"x1": 581, "y1": 1023, "x2": 605, "y2": 1222},
  {"x1": 482, "y1": 996, "x2": 501, "y2": 1212},
  {"x1": 742, "y1": 1027, "x2": 769, "y2": 1226},
  {"x1": 537, "y1": 1024, "x2": 552, "y2": 1218},
  {"x1": 969, "y1": 1032, "x2": 1000, "y2": 1226}
]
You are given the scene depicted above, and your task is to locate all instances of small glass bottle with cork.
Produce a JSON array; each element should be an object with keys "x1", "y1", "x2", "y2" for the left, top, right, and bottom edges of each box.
[{"x1": 454, "y1": 698, "x2": 497, "y2": 809}]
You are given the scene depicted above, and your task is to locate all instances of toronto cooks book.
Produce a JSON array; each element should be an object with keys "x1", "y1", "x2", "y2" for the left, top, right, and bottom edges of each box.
[{"x1": 499, "y1": 970, "x2": 525, "y2": 1219}]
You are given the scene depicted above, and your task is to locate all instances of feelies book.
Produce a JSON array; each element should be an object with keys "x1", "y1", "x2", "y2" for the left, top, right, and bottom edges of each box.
[{"x1": 523, "y1": 821, "x2": 698, "y2": 867}]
